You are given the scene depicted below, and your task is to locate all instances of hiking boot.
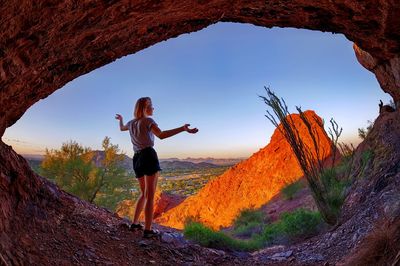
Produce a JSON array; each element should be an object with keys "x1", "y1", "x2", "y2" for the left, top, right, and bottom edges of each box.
[
  {"x1": 130, "y1": 223, "x2": 144, "y2": 231},
  {"x1": 143, "y1": 229, "x2": 161, "y2": 239}
]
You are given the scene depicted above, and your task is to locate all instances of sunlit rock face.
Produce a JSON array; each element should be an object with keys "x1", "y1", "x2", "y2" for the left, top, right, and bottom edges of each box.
[
  {"x1": 156, "y1": 111, "x2": 333, "y2": 229},
  {"x1": 1, "y1": 0, "x2": 400, "y2": 136}
]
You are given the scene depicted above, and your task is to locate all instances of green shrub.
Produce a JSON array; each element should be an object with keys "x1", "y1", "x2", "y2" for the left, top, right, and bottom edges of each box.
[
  {"x1": 279, "y1": 209, "x2": 322, "y2": 238},
  {"x1": 184, "y1": 209, "x2": 323, "y2": 251},
  {"x1": 281, "y1": 180, "x2": 303, "y2": 200},
  {"x1": 233, "y1": 208, "x2": 264, "y2": 228},
  {"x1": 361, "y1": 150, "x2": 374, "y2": 165},
  {"x1": 184, "y1": 221, "x2": 263, "y2": 251},
  {"x1": 359, "y1": 149, "x2": 374, "y2": 178},
  {"x1": 232, "y1": 208, "x2": 265, "y2": 238},
  {"x1": 262, "y1": 209, "x2": 322, "y2": 244},
  {"x1": 319, "y1": 168, "x2": 348, "y2": 217},
  {"x1": 184, "y1": 222, "x2": 232, "y2": 247},
  {"x1": 233, "y1": 221, "x2": 264, "y2": 238}
]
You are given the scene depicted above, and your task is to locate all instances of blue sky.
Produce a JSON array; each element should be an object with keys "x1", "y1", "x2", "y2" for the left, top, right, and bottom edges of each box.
[{"x1": 3, "y1": 22, "x2": 391, "y2": 159}]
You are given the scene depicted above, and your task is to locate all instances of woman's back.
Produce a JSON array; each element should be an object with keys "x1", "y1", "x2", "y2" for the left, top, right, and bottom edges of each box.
[{"x1": 128, "y1": 117, "x2": 157, "y2": 152}]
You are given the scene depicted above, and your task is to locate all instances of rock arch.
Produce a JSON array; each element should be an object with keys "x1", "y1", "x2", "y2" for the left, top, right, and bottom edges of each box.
[
  {"x1": 1, "y1": 0, "x2": 400, "y2": 137},
  {"x1": 1, "y1": 2, "x2": 400, "y2": 264}
]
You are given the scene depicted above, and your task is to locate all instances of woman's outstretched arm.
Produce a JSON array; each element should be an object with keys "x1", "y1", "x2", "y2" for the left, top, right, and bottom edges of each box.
[
  {"x1": 151, "y1": 124, "x2": 198, "y2": 139},
  {"x1": 115, "y1": 114, "x2": 129, "y2": 131}
]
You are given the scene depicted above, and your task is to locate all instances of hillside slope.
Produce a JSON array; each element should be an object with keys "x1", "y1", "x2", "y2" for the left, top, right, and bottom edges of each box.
[{"x1": 156, "y1": 110, "x2": 333, "y2": 229}]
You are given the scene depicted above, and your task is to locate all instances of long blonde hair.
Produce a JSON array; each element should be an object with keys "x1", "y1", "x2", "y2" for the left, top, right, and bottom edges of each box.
[{"x1": 134, "y1": 97, "x2": 151, "y2": 119}]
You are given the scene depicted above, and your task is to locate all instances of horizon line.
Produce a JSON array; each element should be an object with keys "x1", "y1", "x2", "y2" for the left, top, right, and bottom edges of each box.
[{"x1": 20, "y1": 152, "x2": 249, "y2": 160}]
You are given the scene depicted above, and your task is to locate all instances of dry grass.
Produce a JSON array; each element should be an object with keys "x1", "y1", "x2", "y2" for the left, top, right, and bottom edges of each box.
[{"x1": 344, "y1": 219, "x2": 400, "y2": 266}]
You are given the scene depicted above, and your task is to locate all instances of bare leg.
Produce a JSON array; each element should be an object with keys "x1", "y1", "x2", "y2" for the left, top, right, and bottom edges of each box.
[
  {"x1": 144, "y1": 172, "x2": 159, "y2": 230},
  {"x1": 133, "y1": 177, "x2": 146, "y2": 224}
]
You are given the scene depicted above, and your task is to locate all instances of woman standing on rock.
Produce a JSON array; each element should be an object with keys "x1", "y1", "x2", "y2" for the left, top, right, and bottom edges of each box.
[{"x1": 115, "y1": 97, "x2": 198, "y2": 238}]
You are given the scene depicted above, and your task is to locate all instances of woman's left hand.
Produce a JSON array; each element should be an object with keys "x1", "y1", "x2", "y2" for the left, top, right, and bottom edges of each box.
[{"x1": 183, "y1": 124, "x2": 199, "y2": 134}]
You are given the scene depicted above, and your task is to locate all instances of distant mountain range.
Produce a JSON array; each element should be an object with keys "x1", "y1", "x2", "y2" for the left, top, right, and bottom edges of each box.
[
  {"x1": 159, "y1": 160, "x2": 219, "y2": 170},
  {"x1": 22, "y1": 153, "x2": 243, "y2": 171},
  {"x1": 159, "y1": 157, "x2": 244, "y2": 166}
]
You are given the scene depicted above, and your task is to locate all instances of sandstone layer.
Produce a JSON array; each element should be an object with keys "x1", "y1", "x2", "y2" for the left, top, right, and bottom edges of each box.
[{"x1": 156, "y1": 110, "x2": 333, "y2": 229}]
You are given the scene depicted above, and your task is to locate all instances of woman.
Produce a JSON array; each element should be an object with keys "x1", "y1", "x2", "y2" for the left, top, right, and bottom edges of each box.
[{"x1": 115, "y1": 97, "x2": 198, "y2": 238}]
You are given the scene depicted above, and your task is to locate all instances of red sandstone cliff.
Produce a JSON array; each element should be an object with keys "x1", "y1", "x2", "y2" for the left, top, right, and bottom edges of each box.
[{"x1": 156, "y1": 110, "x2": 333, "y2": 229}]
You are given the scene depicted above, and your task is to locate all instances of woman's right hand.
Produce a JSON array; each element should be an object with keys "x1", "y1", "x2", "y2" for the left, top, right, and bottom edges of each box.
[{"x1": 115, "y1": 114, "x2": 123, "y2": 121}]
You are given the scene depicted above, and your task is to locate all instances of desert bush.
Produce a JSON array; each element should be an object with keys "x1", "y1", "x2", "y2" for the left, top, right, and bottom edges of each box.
[
  {"x1": 260, "y1": 87, "x2": 353, "y2": 225},
  {"x1": 184, "y1": 209, "x2": 322, "y2": 251},
  {"x1": 184, "y1": 221, "x2": 262, "y2": 251},
  {"x1": 232, "y1": 208, "x2": 265, "y2": 238},
  {"x1": 233, "y1": 209, "x2": 264, "y2": 228},
  {"x1": 319, "y1": 168, "x2": 348, "y2": 217},
  {"x1": 41, "y1": 137, "x2": 131, "y2": 211},
  {"x1": 358, "y1": 120, "x2": 374, "y2": 140},
  {"x1": 262, "y1": 208, "x2": 322, "y2": 244},
  {"x1": 233, "y1": 221, "x2": 264, "y2": 238},
  {"x1": 281, "y1": 180, "x2": 303, "y2": 200}
]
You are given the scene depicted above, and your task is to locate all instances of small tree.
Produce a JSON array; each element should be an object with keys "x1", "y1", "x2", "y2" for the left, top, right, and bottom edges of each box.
[
  {"x1": 41, "y1": 141, "x2": 98, "y2": 202},
  {"x1": 41, "y1": 137, "x2": 131, "y2": 210},
  {"x1": 92, "y1": 137, "x2": 132, "y2": 210}
]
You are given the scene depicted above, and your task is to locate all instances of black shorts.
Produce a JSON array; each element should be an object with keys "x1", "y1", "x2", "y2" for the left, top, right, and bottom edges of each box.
[{"x1": 132, "y1": 147, "x2": 161, "y2": 178}]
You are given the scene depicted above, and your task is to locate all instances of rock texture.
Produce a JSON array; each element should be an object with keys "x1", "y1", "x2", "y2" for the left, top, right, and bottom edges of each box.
[
  {"x1": 354, "y1": 44, "x2": 400, "y2": 108},
  {"x1": 0, "y1": 167, "x2": 255, "y2": 265},
  {"x1": 1, "y1": 1, "x2": 400, "y2": 264},
  {"x1": 156, "y1": 110, "x2": 333, "y2": 229},
  {"x1": 1, "y1": 0, "x2": 400, "y2": 136}
]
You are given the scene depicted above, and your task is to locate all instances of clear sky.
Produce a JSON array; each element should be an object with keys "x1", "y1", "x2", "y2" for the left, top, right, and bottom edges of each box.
[{"x1": 3, "y1": 22, "x2": 392, "y2": 159}]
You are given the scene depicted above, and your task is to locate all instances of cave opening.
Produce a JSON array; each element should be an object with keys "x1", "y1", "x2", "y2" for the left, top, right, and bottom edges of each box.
[
  {"x1": 3, "y1": 22, "x2": 392, "y2": 161},
  {"x1": 1, "y1": 2, "x2": 400, "y2": 263}
]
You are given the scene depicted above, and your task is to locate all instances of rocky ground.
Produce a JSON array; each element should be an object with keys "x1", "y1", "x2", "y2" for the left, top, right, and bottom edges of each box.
[
  {"x1": 0, "y1": 178, "x2": 253, "y2": 266},
  {"x1": 0, "y1": 176, "x2": 331, "y2": 266}
]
